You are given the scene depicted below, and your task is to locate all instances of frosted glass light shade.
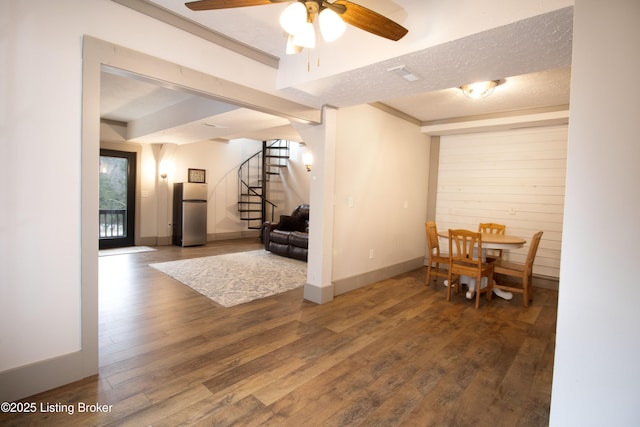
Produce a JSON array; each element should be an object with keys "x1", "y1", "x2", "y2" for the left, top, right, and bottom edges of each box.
[
  {"x1": 319, "y1": 8, "x2": 346, "y2": 42},
  {"x1": 285, "y1": 34, "x2": 304, "y2": 54},
  {"x1": 292, "y1": 21, "x2": 316, "y2": 48},
  {"x1": 460, "y1": 81, "x2": 499, "y2": 99},
  {"x1": 280, "y1": 2, "x2": 307, "y2": 35}
]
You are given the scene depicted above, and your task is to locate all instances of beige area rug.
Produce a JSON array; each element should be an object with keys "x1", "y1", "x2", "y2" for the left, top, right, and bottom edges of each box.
[
  {"x1": 149, "y1": 250, "x2": 307, "y2": 307},
  {"x1": 99, "y1": 246, "x2": 157, "y2": 256}
]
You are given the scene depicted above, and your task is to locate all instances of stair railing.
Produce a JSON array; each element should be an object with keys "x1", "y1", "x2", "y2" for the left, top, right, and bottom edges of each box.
[
  {"x1": 237, "y1": 139, "x2": 291, "y2": 229},
  {"x1": 237, "y1": 146, "x2": 277, "y2": 228}
]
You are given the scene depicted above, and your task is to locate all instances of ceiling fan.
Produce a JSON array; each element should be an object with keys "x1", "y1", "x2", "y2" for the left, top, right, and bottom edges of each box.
[{"x1": 185, "y1": 0, "x2": 408, "y2": 50}]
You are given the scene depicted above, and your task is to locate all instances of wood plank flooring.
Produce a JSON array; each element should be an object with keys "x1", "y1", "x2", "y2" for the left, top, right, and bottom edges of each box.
[{"x1": 0, "y1": 238, "x2": 557, "y2": 426}]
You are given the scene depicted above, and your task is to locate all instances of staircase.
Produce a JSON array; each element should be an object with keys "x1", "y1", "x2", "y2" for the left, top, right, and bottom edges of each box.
[{"x1": 237, "y1": 140, "x2": 290, "y2": 229}]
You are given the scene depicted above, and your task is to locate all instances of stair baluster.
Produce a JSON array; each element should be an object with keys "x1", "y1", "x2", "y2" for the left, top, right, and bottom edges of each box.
[{"x1": 237, "y1": 140, "x2": 290, "y2": 229}]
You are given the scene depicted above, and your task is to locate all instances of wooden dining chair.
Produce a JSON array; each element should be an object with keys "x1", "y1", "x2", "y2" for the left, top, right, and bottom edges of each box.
[
  {"x1": 424, "y1": 221, "x2": 450, "y2": 286},
  {"x1": 492, "y1": 231, "x2": 543, "y2": 307},
  {"x1": 447, "y1": 229, "x2": 494, "y2": 309},
  {"x1": 478, "y1": 222, "x2": 506, "y2": 262}
]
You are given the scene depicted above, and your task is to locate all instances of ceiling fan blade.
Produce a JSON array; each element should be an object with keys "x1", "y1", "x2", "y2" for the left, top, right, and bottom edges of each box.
[
  {"x1": 331, "y1": 0, "x2": 408, "y2": 41},
  {"x1": 185, "y1": 0, "x2": 279, "y2": 11}
]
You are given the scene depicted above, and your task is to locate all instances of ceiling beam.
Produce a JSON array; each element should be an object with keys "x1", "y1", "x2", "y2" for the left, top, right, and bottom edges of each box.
[
  {"x1": 421, "y1": 108, "x2": 569, "y2": 136},
  {"x1": 111, "y1": 0, "x2": 279, "y2": 69},
  {"x1": 91, "y1": 39, "x2": 321, "y2": 125}
]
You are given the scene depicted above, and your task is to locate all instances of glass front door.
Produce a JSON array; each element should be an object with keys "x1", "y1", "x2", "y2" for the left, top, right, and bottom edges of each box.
[{"x1": 99, "y1": 149, "x2": 136, "y2": 249}]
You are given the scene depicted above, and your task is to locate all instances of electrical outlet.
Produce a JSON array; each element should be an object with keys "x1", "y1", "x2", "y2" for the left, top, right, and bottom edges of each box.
[{"x1": 369, "y1": 249, "x2": 374, "y2": 259}]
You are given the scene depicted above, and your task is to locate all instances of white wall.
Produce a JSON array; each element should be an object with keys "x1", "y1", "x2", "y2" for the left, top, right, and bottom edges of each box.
[
  {"x1": 0, "y1": 0, "x2": 279, "y2": 377},
  {"x1": 332, "y1": 105, "x2": 431, "y2": 282},
  {"x1": 437, "y1": 126, "x2": 567, "y2": 278},
  {"x1": 173, "y1": 138, "x2": 261, "y2": 236},
  {"x1": 269, "y1": 141, "x2": 313, "y2": 217},
  {"x1": 550, "y1": 1, "x2": 640, "y2": 425},
  {"x1": 141, "y1": 143, "x2": 165, "y2": 241},
  {"x1": 174, "y1": 138, "x2": 311, "y2": 236}
]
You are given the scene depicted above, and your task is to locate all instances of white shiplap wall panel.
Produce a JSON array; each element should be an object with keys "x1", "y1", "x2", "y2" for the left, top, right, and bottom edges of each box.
[{"x1": 436, "y1": 126, "x2": 567, "y2": 278}]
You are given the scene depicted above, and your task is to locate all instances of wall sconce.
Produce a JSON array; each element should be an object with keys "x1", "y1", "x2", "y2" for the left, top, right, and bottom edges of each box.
[
  {"x1": 302, "y1": 152, "x2": 314, "y2": 172},
  {"x1": 159, "y1": 160, "x2": 172, "y2": 180},
  {"x1": 459, "y1": 80, "x2": 502, "y2": 99}
]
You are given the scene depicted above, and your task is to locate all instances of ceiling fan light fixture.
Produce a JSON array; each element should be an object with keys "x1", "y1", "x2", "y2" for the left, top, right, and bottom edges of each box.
[
  {"x1": 460, "y1": 80, "x2": 500, "y2": 99},
  {"x1": 187, "y1": 0, "x2": 409, "y2": 54},
  {"x1": 280, "y1": 1, "x2": 307, "y2": 36},
  {"x1": 292, "y1": 21, "x2": 316, "y2": 49},
  {"x1": 285, "y1": 34, "x2": 304, "y2": 54},
  {"x1": 319, "y1": 8, "x2": 346, "y2": 42}
]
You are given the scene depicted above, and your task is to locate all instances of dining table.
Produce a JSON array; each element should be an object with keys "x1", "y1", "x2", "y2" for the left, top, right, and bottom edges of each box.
[{"x1": 437, "y1": 230, "x2": 527, "y2": 300}]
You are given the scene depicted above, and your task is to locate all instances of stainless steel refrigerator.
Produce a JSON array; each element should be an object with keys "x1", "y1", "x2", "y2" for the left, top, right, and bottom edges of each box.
[{"x1": 172, "y1": 183, "x2": 207, "y2": 246}]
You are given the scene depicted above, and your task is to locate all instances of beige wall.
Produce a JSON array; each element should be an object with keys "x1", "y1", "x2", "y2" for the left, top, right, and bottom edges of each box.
[{"x1": 332, "y1": 104, "x2": 431, "y2": 285}]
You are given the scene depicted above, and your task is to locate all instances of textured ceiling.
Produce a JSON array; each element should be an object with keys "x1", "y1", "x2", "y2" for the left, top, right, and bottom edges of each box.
[
  {"x1": 102, "y1": 1, "x2": 574, "y2": 143},
  {"x1": 286, "y1": 7, "x2": 574, "y2": 109}
]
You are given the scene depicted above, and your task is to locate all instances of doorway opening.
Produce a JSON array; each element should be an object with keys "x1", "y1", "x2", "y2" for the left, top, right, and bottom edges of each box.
[{"x1": 99, "y1": 149, "x2": 136, "y2": 249}]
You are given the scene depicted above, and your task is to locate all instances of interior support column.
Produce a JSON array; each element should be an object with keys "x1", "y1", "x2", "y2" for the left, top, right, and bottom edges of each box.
[
  {"x1": 426, "y1": 136, "x2": 440, "y2": 222},
  {"x1": 293, "y1": 107, "x2": 337, "y2": 304}
]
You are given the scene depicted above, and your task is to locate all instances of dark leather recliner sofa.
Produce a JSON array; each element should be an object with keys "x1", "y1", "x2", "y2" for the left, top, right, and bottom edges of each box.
[{"x1": 262, "y1": 204, "x2": 309, "y2": 261}]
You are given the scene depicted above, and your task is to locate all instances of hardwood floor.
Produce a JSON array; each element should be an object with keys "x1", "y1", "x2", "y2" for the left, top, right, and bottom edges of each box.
[{"x1": 1, "y1": 238, "x2": 557, "y2": 426}]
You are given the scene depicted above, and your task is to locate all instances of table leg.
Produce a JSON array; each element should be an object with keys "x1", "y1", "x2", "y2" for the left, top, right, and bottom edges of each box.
[
  {"x1": 446, "y1": 248, "x2": 514, "y2": 301},
  {"x1": 466, "y1": 278, "x2": 513, "y2": 300}
]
